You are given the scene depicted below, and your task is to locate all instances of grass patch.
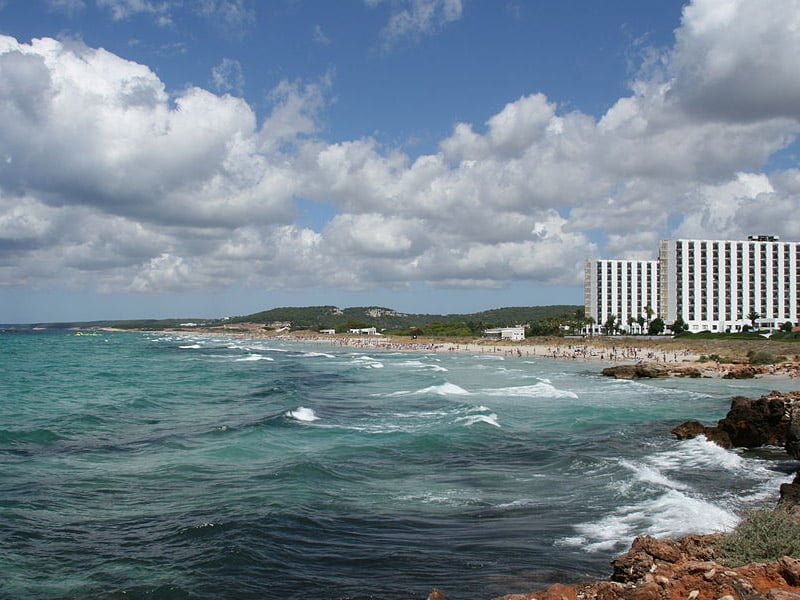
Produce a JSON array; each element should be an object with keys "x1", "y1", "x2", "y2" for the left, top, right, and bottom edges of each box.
[
  {"x1": 697, "y1": 353, "x2": 735, "y2": 363},
  {"x1": 747, "y1": 350, "x2": 780, "y2": 365},
  {"x1": 714, "y1": 506, "x2": 800, "y2": 567}
]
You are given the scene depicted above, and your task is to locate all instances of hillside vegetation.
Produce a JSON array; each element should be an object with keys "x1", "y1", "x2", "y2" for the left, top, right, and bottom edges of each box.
[
  {"x1": 4, "y1": 305, "x2": 584, "y2": 332},
  {"x1": 226, "y1": 304, "x2": 584, "y2": 332}
]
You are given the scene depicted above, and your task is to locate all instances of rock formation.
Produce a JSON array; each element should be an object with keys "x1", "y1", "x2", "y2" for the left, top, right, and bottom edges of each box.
[
  {"x1": 673, "y1": 391, "x2": 800, "y2": 506},
  {"x1": 672, "y1": 391, "x2": 800, "y2": 451},
  {"x1": 601, "y1": 363, "x2": 702, "y2": 379},
  {"x1": 490, "y1": 534, "x2": 800, "y2": 600}
]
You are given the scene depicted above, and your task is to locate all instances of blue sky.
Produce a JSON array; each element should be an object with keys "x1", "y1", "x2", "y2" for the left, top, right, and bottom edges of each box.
[{"x1": 1, "y1": 0, "x2": 799, "y2": 323}]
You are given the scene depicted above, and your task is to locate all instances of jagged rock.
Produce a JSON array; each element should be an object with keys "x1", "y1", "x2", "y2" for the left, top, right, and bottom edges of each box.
[
  {"x1": 723, "y1": 366, "x2": 757, "y2": 379},
  {"x1": 671, "y1": 420, "x2": 733, "y2": 448},
  {"x1": 673, "y1": 392, "x2": 800, "y2": 451},
  {"x1": 601, "y1": 364, "x2": 669, "y2": 379},
  {"x1": 426, "y1": 588, "x2": 449, "y2": 600},
  {"x1": 672, "y1": 420, "x2": 707, "y2": 440},
  {"x1": 788, "y1": 406, "x2": 800, "y2": 460},
  {"x1": 716, "y1": 395, "x2": 791, "y2": 448},
  {"x1": 780, "y1": 473, "x2": 800, "y2": 507},
  {"x1": 672, "y1": 366, "x2": 702, "y2": 378},
  {"x1": 494, "y1": 534, "x2": 800, "y2": 600}
]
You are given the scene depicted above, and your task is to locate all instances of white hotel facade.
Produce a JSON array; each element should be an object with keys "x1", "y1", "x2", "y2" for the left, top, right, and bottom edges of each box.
[
  {"x1": 584, "y1": 259, "x2": 660, "y2": 334},
  {"x1": 585, "y1": 236, "x2": 800, "y2": 334}
]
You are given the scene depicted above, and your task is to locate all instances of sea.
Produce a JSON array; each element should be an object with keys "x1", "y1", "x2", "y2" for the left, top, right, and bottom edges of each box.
[{"x1": 1, "y1": 331, "x2": 798, "y2": 600}]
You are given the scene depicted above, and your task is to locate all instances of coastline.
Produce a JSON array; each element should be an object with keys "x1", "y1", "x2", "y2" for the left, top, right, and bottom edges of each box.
[{"x1": 175, "y1": 326, "x2": 800, "y2": 380}]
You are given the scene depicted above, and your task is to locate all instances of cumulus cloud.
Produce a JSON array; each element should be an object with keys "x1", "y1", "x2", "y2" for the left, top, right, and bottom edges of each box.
[
  {"x1": 2, "y1": 0, "x2": 800, "y2": 298},
  {"x1": 668, "y1": 0, "x2": 800, "y2": 122}
]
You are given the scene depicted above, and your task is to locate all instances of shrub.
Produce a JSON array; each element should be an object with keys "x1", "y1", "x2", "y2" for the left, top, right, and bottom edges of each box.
[
  {"x1": 747, "y1": 350, "x2": 778, "y2": 365},
  {"x1": 714, "y1": 506, "x2": 800, "y2": 567}
]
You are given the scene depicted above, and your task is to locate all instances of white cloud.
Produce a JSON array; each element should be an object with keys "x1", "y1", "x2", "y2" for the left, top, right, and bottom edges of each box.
[
  {"x1": 3, "y1": 0, "x2": 800, "y2": 299},
  {"x1": 669, "y1": 0, "x2": 800, "y2": 122},
  {"x1": 313, "y1": 24, "x2": 331, "y2": 46},
  {"x1": 211, "y1": 58, "x2": 244, "y2": 95},
  {"x1": 47, "y1": 0, "x2": 86, "y2": 15},
  {"x1": 197, "y1": 0, "x2": 256, "y2": 38},
  {"x1": 368, "y1": 0, "x2": 463, "y2": 50},
  {"x1": 95, "y1": 0, "x2": 172, "y2": 24}
]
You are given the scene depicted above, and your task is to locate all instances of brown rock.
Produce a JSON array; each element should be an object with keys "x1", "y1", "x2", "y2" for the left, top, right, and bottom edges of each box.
[
  {"x1": 672, "y1": 366, "x2": 702, "y2": 378},
  {"x1": 779, "y1": 473, "x2": 800, "y2": 507},
  {"x1": 723, "y1": 366, "x2": 757, "y2": 379},
  {"x1": 601, "y1": 364, "x2": 669, "y2": 379},
  {"x1": 427, "y1": 588, "x2": 449, "y2": 600},
  {"x1": 672, "y1": 420, "x2": 707, "y2": 440},
  {"x1": 779, "y1": 557, "x2": 800, "y2": 587},
  {"x1": 610, "y1": 550, "x2": 654, "y2": 584}
]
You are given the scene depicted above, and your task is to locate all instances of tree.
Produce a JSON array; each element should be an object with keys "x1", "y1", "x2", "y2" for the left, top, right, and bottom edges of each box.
[
  {"x1": 585, "y1": 316, "x2": 595, "y2": 337},
  {"x1": 781, "y1": 321, "x2": 794, "y2": 333},
  {"x1": 747, "y1": 311, "x2": 761, "y2": 331},
  {"x1": 648, "y1": 316, "x2": 665, "y2": 335},
  {"x1": 671, "y1": 316, "x2": 687, "y2": 335},
  {"x1": 637, "y1": 315, "x2": 646, "y2": 334},
  {"x1": 603, "y1": 314, "x2": 617, "y2": 335},
  {"x1": 645, "y1": 305, "x2": 655, "y2": 327}
]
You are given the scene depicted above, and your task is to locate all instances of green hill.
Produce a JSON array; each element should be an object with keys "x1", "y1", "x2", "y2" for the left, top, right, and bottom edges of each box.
[
  {"x1": 4, "y1": 305, "x2": 584, "y2": 333},
  {"x1": 227, "y1": 304, "x2": 583, "y2": 332}
]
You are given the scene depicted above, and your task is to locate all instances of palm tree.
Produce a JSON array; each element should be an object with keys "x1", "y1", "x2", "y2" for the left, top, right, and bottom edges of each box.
[
  {"x1": 604, "y1": 314, "x2": 617, "y2": 336},
  {"x1": 644, "y1": 305, "x2": 655, "y2": 332},
  {"x1": 747, "y1": 310, "x2": 761, "y2": 331},
  {"x1": 585, "y1": 316, "x2": 595, "y2": 337}
]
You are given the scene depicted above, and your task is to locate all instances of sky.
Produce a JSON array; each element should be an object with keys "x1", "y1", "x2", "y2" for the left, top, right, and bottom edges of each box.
[{"x1": 1, "y1": 0, "x2": 800, "y2": 323}]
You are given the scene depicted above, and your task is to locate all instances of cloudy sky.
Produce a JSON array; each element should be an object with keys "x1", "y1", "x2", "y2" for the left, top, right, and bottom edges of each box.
[{"x1": 1, "y1": 0, "x2": 799, "y2": 323}]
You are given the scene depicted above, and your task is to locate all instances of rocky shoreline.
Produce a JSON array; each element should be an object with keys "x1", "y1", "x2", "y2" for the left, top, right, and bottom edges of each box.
[
  {"x1": 601, "y1": 362, "x2": 800, "y2": 380},
  {"x1": 427, "y1": 391, "x2": 800, "y2": 600}
]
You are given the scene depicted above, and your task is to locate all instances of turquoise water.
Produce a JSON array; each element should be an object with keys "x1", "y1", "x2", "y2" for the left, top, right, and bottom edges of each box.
[{"x1": 1, "y1": 331, "x2": 798, "y2": 599}]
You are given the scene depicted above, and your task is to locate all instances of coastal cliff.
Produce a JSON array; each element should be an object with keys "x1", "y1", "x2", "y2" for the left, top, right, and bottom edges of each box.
[{"x1": 432, "y1": 392, "x2": 800, "y2": 600}]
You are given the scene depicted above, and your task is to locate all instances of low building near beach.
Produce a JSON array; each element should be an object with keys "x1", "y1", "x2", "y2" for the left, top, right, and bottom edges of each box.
[
  {"x1": 348, "y1": 327, "x2": 378, "y2": 335},
  {"x1": 483, "y1": 326, "x2": 526, "y2": 341}
]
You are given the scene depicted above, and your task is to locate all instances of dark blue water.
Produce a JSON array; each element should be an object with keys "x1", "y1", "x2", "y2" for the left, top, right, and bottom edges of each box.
[{"x1": 1, "y1": 331, "x2": 797, "y2": 599}]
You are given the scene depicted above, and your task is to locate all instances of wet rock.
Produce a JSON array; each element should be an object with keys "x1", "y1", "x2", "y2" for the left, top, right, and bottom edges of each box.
[
  {"x1": 673, "y1": 392, "x2": 800, "y2": 451},
  {"x1": 672, "y1": 420, "x2": 707, "y2": 440},
  {"x1": 493, "y1": 534, "x2": 800, "y2": 600},
  {"x1": 780, "y1": 473, "x2": 800, "y2": 508},
  {"x1": 601, "y1": 364, "x2": 669, "y2": 379},
  {"x1": 723, "y1": 366, "x2": 757, "y2": 379}
]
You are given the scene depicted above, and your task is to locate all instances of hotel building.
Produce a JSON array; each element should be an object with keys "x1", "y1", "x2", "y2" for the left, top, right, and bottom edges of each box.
[
  {"x1": 584, "y1": 259, "x2": 660, "y2": 334},
  {"x1": 585, "y1": 236, "x2": 800, "y2": 334}
]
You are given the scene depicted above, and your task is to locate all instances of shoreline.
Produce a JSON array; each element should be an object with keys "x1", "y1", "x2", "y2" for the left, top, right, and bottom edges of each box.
[{"x1": 179, "y1": 327, "x2": 800, "y2": 379}]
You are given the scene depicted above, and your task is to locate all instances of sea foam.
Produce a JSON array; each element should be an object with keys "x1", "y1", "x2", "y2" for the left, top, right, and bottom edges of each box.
[
  {"x1": 235, "y1": 354, "x2": 275, "y2": 362},
  {"x1": 286, "y1": 407, "x2": 319, "y2": 422},
  {"x1": 456, "y1": 413, "x2": 501, "y2": 428},
  {"x1": 481, "y1": 382, "x2": 578, "y2": 399}
]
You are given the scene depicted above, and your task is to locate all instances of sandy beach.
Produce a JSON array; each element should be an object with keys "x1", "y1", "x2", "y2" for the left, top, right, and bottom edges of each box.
[{"x1": 201, "y1": 326, "x2": 800, "y2": 379}]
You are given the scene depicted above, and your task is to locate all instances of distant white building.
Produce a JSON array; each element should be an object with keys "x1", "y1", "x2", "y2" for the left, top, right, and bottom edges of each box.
[
  {"x1": 319, "y1": 329, "x2": 336, "y2": 335},
  {"x1": 585, "y1": 235, "x2": 800, "y2": 334},
  {"x1": 348, "y1": 327, "x2": 378, "y2": 335},
  {"x1": 483, "y1": 326, "x2": 526, "y2": 341}
]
